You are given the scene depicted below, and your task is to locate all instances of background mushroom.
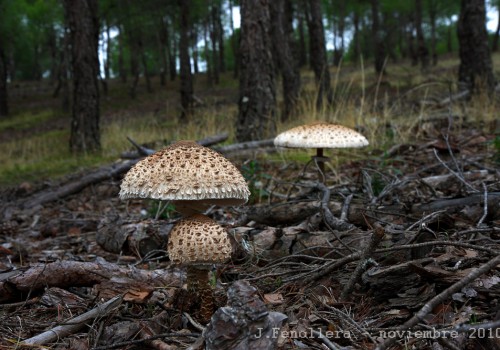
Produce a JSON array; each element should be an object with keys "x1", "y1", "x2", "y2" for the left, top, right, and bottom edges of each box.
[
  {"x1": 119, "y1": 140, "x2": 250, "y2": 215},
  {"x1": 167, "y1": 213, "x2": 232, "y2": 323},
  {"x1": 274, "y1": 121, "x2": 369, "y2": 182}
]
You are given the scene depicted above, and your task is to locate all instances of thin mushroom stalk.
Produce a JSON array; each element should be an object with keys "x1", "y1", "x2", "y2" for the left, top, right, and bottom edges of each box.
[{"x1": 313, "y1": 147, "x2": 329, "y2": 183}]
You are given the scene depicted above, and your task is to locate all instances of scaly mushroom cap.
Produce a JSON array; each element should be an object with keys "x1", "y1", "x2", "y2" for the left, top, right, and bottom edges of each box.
[
  {"x1": 167, "y1": 214, "x2": 232, "y2": 264},
  {"x1": 119, "y1": 141, "x2": 250, "y2": 208},
  {"x1": 274, "y1": 122, "x2": 369, "y2": 149}
]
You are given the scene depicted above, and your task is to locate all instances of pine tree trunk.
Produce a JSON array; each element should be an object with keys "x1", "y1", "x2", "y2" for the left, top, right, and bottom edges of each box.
[
  {"x1": 236, "y1": 0, "x2": 276, "y2": 142},
  {"x1": 352, "y1": 11, "x2": 360, "y2": 63},
  {"x1": 270, "y1": 0, "x2": 301, "y2": 121},
  {"x1": 64, "y1": 0, "x2": 101, "y2": 154},
  {"x1": 179, "y1": 0, "x2": 193, "y2": 120},
  {"x1": 204, "y1": 18, "x2": 214, "y2": 86},
  {"x1": 215, "y1": 2, "x2": 225, "y2": 73},
  {"x1": 118, "y1": 25, "x2": 127, "y2": 83},
  {"x1": 415, "y1": 0, "x2": 429, "y2": 70},
  {"x1": 228, "y1": 0, "x2": 239, "y2": 78},
  {"x1": 165, "y1": 18, "x2": 177, "y2": 82},
  {"x1": 0, "y1": 46, "x2": 8, "y2": 117},
  {"x1": 307, "y1": 0, "x2": 332, "y2": 108},
  {"x1": 210, "y1": 4, "x2": 220, "y2": 85},
  {"x1": 428, "y1": 1, "x2": 438, "y2": 65},
  {"x1": 492, "y1": 7, "x2": 500, "y2": 52},
  {"x1": 457, "y1": 0, "x2": 496, "y2": 94},
  {"x1": 371, "y1": 0, "x2": 386, "y2": 74},
  {"x1": 297, "y1": 12, "x2": 307, "y2": 67},
  {"x1": 158, "y1": 18, "x2": 168, "y2": 86}
]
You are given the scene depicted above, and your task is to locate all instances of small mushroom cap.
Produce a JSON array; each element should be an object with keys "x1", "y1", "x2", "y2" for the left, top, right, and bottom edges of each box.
[
  {"x1": 274, "y1": 122, "x2": 369, "y2": 149},
  {"x1": 167, "y1": 214, "x2": 232, "y2": 264},
  {"x1": 119, "y1": 141, "x2": 250, "y2": 208}
]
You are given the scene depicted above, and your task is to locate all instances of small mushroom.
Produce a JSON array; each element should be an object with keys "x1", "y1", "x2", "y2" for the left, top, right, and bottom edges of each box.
[
  {"x1": 274, "y1": 122, "x2": 369, "y2": 182},
  {"x1": 167, "y1": 214, "x2": 232, "y2": 323},
  {"x1": 120, "y1": 140, "x2": 250, "y2": 215}
]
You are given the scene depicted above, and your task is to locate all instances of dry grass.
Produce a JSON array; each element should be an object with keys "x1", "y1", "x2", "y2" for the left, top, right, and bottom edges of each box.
[{"x1": 0, "y1": 54, "x2": 498, "y2": 187}]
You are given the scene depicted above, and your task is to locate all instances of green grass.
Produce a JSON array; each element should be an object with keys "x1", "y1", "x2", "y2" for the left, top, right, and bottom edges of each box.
[{"x1": 0, "y1": 110, "x2": 57, "y2": 132}]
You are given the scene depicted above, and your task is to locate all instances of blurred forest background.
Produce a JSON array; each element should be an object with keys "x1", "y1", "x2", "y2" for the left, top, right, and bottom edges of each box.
[{"x1": 0, "y1": 0, "x2": 499, "y2": 186}]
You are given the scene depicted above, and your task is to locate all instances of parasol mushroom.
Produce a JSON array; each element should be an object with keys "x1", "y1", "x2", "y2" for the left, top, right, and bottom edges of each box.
[
  {"x1": 274, "y1": 122, "x2": 369, "y2": 182},
  {"x1": 119, "y1": 140, "x2": 250, "y2": 215}
]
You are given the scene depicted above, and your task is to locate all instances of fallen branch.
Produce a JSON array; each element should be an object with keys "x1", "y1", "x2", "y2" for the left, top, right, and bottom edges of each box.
[
  {"x1": 21, "y1": 295, "x2": 123, "y2": 346},
  {"x1": 316, "y1": 182, "x2": 354, "y2": 232},
  {"x1": 0, "y1": 259, "x2": 183, "y2": 303},
  {"x1": 214, "y1": 138, "x2": 275, "y2": 154},
  {"x1": 340, "y1": 224, "x2": 385, "y2": 300}
]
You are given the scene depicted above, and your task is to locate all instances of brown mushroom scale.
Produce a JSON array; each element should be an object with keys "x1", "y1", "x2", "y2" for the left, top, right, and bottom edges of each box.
[{"x1": 119, "y1": 140, "x2": 250, "y2": 209}]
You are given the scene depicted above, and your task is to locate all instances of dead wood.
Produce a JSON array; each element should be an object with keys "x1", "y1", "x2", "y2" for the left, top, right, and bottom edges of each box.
[
  {"x1": 412, "y1": 192, "x2": 500, "y2": 214},
  {"x1": 97, "y1": 215, "x2": 173, "y2": 256},
  {"x1": 437, "y1": 83, "x2": 500, "y2": 107},
  {"x1": 245, "y1": 200, "x2": 321, "y2": 225},
  {"x1": 18, "y1": 160, "x2": 137, "y2": 210},
  {"x1": 340, "y1": 224, "x2": 385, "y2": 300},
  {"x1": 21, "y1": 295, "x2": 122, "y2": 346},
  {"x1": 214, "y1": 138, "x2": 275, "y2": 154},
  {"x1": 0, "y1": 259, "x2": 183, "y2": 303}
]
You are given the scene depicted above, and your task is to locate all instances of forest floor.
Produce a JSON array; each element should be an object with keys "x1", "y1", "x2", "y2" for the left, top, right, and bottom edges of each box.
[{"x1": 0, "y1": 59, "x2": 499, "y2": 350}]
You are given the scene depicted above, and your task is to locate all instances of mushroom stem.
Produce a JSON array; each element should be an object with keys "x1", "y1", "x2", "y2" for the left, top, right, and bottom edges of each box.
[
  {"x1": 315, "y1": 147, "x2": 326, "y2": 183},
  {"x1": 186, "y1": 265, "x2": 214, "y2": 323}
]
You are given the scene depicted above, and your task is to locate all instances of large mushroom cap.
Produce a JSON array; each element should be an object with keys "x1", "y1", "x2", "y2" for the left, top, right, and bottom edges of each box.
[
  {"x1": 119, "y1": 140, "x2": 250, "y2": 208},
  {"x1": 274, "y1": 122, "x2": 369, "y2": 149},
  {"x1": 167, "y1": 214, "x2": 232, "y2": 264}
]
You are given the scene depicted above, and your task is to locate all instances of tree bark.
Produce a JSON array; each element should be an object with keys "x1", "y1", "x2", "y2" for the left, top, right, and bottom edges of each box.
[
  {"x1": 215, "y1": 1, "x2": 225, "y2": 73},
  {"x1": 210, "y1": 2, "x2": 220, "y2": 84},
  {"x1": 140, "y1": 38, "x2": 152, "y2": 93},
  {"x1": 158, "y1": 17, "x2": 168, "y2": 86},
  {"x1": 168, "y1": 22, "x2": 177, "y2": 81},
  {"x1": 52, "y1": 25, "x2": 71, "y2": 113},
  {"x1": 306, "y1": 0, "x2": 332, "y2": 108},
  {"x1": 64, "y1": 0, "x2": 101, "y2": 154},
  {"x1": 297, "y1": 10, "x2": 308, "y2": 67},
  {"x1": 0, "y1": 48, "x2": 8, "y2": 117},
  {"x1": 352, "y1": 10, "x2": 360, "y2": 63},
  {"x1": 457, "y1": 0, "x2": 496, "y2": 94},
  {"x1": 428, "y1": 0, "x2": 438, "y2": 65},
  {"x1": 269, "y1": 0, "x2": 301, "y2": 121},
  {"x1": 179, "y1": 0, "x2": 193, "y2": 120},
  {"x1": 236, "y1": 0, "x2": 276, "y2": 142},
  {"x1": 0, "y1": 44, "x2": 8, "y2": 117},
  {"x1": 118, "y1": 25, "x2": 127, "y2": 83},
  {"x1": 493, "y1": 5, "x2": 500, "y2": 52},
  {"x1": 228, "y1": 0, "x2": 239, "y2": 78},
  {"x1": 415, "y1": 0, "x2": 429, "y2": 70},
  {"x1": 371, "y1": 0, "x2": 386, "y2": 74},
  {"x1": 204, "y1": 17, "x2": 214, "y2": 86}
]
